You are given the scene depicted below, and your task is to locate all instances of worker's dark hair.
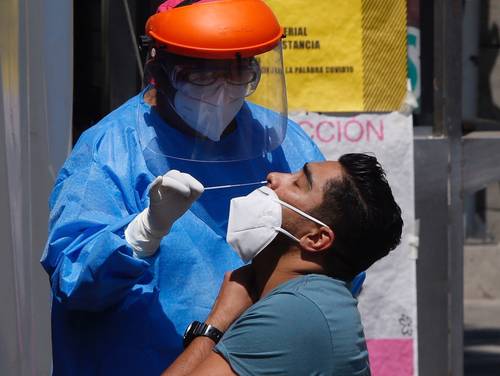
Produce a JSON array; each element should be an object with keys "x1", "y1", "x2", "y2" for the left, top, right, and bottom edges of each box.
[
  {"x1": 175, "y1": 0, "x2": 202, "y2": 7},
  {"x1": 313, "y1": 153, "x2": 403, "y2": 280}
]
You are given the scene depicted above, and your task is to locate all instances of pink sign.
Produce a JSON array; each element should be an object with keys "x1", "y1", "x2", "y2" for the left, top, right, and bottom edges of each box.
[{"x1": 367, "y1": 339, "x2": 414, "y2": 376}]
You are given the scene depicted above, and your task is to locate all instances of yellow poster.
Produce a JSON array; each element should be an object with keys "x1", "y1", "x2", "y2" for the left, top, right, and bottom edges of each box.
[{"x1": 260, "y1": 0, "x2": 407, "y2": 112}]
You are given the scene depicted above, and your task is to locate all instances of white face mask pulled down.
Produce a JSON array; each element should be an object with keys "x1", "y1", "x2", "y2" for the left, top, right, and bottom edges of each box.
[
  {"x1": 226, "y1": 186, "x2": 330, "y2": 263},
  {"x1": 174, "y1": 80, "x2": 246, "y2": 142}
]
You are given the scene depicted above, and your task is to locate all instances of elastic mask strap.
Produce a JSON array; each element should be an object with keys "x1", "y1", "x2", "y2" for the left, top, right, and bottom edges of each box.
[
  {"x1": 274, "y1": 227, "x2": 300, "y2": 243},
  {"x1": 259, "y1": 188, "x2": 332, "y2": 241},
  {"x1": 273, "y1": 198, "x2": 330, "y2": 228}
]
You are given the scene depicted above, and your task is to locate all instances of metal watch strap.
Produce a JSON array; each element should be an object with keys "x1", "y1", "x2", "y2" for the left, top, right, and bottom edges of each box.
[{"x1": 183, "y1": 321, "x2": 224, "y2": 348}]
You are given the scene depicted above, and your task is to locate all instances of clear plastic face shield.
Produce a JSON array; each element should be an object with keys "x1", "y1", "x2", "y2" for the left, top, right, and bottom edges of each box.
[{"x1": 137, "y1": 42, "x2": 288, "y2": 162}]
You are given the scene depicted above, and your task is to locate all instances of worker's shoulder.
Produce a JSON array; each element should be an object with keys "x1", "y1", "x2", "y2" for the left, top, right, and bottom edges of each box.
[
  {"x1": 80, "y1": 93, "x2": 140, "y2": 138},
  {"x1": 243, "y1": 101, "x2": 314, "y2": 145},
  {"x1": 285, "y1": 117, "x2": 311, "y2": 139},
  {"x1": 282, "y1": 119, "x2": 324, "y2": 160},
  {"x1": 75, "y1": 94, "x2": 141, "y2": 153}
]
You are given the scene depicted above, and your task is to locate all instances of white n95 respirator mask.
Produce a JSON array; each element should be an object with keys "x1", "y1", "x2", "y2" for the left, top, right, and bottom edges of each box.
[
  {"x1": 174, "y1": 80, "x2": 246, "y2": 142},
  {"x1": 226, "y1": 186, "x2": 330, "y2": 263}
]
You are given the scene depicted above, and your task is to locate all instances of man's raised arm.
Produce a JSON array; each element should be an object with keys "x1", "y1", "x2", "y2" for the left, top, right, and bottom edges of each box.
[{"x1": 162, "y1": 267, "x2": 255, "y2": 376}]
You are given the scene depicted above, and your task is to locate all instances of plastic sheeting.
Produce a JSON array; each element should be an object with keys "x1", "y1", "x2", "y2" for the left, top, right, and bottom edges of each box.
[{"x1": 0, "y1": 0, "x2": 72, "y2": 374}]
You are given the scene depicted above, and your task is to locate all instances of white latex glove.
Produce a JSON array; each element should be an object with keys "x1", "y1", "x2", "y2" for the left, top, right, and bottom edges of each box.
[{"x1": 125, "y1": 170, "x2": 204, "y2": 258}]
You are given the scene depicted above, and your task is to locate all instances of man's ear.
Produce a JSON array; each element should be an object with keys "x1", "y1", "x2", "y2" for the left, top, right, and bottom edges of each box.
[{"x1": 299, "y1": 226, "x2": 335, "y2": 253}]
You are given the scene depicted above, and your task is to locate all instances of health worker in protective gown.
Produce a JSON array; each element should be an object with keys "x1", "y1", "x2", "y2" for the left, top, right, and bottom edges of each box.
[{"x1": 41, "y1": 0, "x2": 363, "y2": 374}]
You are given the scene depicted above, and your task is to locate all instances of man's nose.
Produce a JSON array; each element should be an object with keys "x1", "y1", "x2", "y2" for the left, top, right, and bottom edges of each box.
[{"x1": 266, "y1": 171, "x2": 287, "y2": 189}]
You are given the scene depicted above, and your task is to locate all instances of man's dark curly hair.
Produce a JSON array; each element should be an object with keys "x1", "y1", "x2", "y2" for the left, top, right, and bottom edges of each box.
[{"x1": 312, "y1": 153, "x2": 403, "y2": 279}]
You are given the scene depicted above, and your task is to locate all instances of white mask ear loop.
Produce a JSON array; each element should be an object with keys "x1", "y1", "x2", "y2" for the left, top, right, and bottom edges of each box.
[
  {"x1": 276, "y1": 199, "x2": 330, "y2": 228},
  {"x1": 274, "y1": 227, "x2": 301, "y2": 243},
  {"x1": 259, "y1": 189, "x2": 330, "y2": 228},
  {"x1": 260, "y1": 188, "x2": 332, "y2": 243}
]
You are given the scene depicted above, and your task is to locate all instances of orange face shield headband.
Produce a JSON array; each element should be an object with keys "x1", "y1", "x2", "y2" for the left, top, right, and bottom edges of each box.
[{"x1": 146, "y1": 0, "x2": 284, "y2": 59}]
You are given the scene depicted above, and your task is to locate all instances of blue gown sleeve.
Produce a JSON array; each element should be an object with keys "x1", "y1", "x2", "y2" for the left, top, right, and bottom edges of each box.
[{"x1": 41, "y1": 127, "x2": 152, "y2": 311}]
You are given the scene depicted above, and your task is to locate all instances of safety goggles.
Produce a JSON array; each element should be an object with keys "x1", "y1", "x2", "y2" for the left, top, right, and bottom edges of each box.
[{"x1": 166, "y1": 58, "x2": 261, "y2": 96}]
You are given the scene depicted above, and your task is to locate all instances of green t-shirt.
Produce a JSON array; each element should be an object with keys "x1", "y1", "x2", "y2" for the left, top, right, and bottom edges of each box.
[{"x1": 215, "y1": 274, "x2": 370, "y2": 376}]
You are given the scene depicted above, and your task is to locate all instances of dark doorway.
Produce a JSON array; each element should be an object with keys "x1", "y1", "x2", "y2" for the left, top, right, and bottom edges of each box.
[{"x1": 73, "y1": 0, "x2": 162, "y2": 144}]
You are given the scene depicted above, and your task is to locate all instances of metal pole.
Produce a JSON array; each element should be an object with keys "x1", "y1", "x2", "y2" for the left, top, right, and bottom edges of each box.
[
  {"x1": 434, "y1": 0, "x2": 464, "y2": 375},
  {"x1": 122, "y1": 0, "x2": 144, "y2": 78}
]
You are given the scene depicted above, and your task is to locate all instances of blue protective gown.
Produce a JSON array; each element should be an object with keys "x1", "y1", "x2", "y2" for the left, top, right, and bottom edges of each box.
[{"x1": 41, "y1": 89, "x2": 326, "y2": 375}]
